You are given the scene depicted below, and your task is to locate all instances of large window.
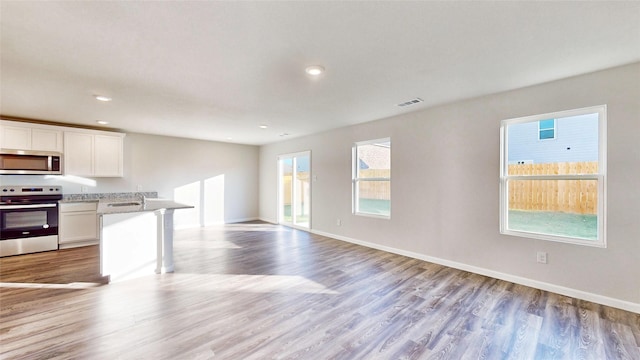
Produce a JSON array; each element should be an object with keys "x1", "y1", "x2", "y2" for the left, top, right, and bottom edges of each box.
[
  {"x1": 352, "y1": 138, "x2": 391, "y2": 218},
  {"x1": 500, "y1": 105, "x2": 606, "y2": 247}
]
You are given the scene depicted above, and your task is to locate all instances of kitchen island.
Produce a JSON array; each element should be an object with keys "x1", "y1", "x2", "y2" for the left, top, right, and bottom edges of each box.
[{"x1": 97, "y1": 198, "x2": 192, "y2": 282}]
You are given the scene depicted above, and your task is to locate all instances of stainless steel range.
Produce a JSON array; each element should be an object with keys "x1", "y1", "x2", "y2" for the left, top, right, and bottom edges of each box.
[{"x1": 0, "y1": 185, "x2": 62, "y2": 257}]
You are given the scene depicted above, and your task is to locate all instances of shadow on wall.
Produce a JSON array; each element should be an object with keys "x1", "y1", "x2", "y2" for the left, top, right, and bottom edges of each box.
[{"x1": 173, "y1": 174, "x2": 225, "y2": 229}]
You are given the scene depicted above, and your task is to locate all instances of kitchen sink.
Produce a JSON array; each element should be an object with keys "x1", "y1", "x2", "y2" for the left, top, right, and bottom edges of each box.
[{"x1": 107, "y1": 201, "x2": 141, "y2": 207}]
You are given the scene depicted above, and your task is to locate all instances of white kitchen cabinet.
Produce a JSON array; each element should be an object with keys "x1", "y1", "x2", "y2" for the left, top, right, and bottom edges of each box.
[
  {"x1": 64, "y1": 132, "x2": 94, "y2": 175},
  {"x1": 64, "y1": 130, "x2": 124, "y2": 177},
  {"x1": 1, "y1": 120, "x2": 124, "y2": 176},
  {"x1": 94, "y1": 134, "x2": 123, "y2": 177},
  {"x1": 32, "y1": 128, "x2": 64, "y2": 152},
  {"x1": 0, "y1": 120, "x2": 63, "y2": 152},
  {"x1": 59, "y1": 202, "x2": 99, "y2": 249},
  {"x1": 0, "y1": 124, "x2": 30, "y2": 150}
]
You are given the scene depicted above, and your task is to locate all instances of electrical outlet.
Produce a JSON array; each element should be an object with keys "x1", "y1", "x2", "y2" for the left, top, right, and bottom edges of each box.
[
  {"x1": 537, "y1": 251, "x2": 548, "y2": 264},
  {"x1": 137, "y1": 185, "x2": 143, "y2": 191},
  {"x1": 81, "y1": 186, "x2": 88, "y2": 193},
  {"x1": 336, "y1": 218, "x2": 342, "y2": 226}
]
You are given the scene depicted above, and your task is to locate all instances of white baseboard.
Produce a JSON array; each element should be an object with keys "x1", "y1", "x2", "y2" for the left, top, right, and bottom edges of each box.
[{"x1": 310, "y1": 229, "x2": 640, "y2": 314}]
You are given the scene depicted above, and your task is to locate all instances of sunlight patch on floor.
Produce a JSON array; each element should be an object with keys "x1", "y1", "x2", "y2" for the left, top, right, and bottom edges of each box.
[
  {"x1": 175, "y1": 223, "x2": 288, "y2": 237},
  {"x1": 221, "y1": 224, "x2": 288, "y2": 232},
  {"x1": 131, "y1": 273, "x2": 339, "y2": 295},
  {"x1": 173, "y1": 240, "x2": 242, "y2": 249}
]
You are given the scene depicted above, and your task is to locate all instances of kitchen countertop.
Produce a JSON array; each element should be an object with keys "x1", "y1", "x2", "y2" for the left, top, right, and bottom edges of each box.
[
  {"x1": 97, "y1": 198, "x2": 193, "y2": 215},
  {"x1": 58, "y1": 190, "x2": 192, "y2": 215},
  {"x1": 60, "y1": 191, "x2": 158, "y2": 203}
]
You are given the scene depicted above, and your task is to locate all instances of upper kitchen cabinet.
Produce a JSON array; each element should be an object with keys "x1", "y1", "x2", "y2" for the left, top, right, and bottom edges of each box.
[
  {"x1": 94, "y1": 134, "x2": 124, "y2": 176},
  {"x1": 64, "y1": 132, "x2": 94, "y2": 175},
  {"x1": 64, "y1": 130, "x2": 125, "y2": 177},
  {"x1": 0, "y1": 120, "x2": 63, "y2": 152}
]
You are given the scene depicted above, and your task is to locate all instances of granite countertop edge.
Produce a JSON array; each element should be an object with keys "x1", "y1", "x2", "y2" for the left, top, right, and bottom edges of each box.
[
  {"x1": 97, "y1": 199, "x2": 194, "y2": 215},
  {"x1": 59, "y1": 191, "x2": 193, "y2": 214},
  {"x1": 60, "y1": 192, "x2": 158, "y2": 203}
]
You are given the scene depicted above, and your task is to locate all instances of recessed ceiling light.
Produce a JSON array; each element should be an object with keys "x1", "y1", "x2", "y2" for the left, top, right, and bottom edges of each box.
[
  {"x1": 96, "y1": 120, "x2": 109, "y2": 125},
  {"x1": 259, "y1": 125, "x2": 268, "y2": 129},
  {"x1": 305, "y1": 65, "x2": 325, "y2": 76},
  {"x1": 94, "y1": 95, "x2": 112, "y2": 102}
]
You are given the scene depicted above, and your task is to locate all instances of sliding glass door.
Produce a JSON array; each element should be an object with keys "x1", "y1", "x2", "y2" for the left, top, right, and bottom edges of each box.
[{"x1": 278, "y1": 151, "x2": 311, "y2": 229}]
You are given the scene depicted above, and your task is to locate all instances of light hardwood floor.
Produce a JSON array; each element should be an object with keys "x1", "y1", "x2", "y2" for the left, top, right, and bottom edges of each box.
[{"x1": 1, "y1": 222, "x2": 639, "y2": 359}]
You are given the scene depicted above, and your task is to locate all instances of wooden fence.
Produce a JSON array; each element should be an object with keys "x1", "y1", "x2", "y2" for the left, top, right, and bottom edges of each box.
[
  {"x1": 508, "y1": 161, "x2": 598, "y2": 176},
  {"x1": 358, "y1": 169, "x2": 391, "y2": 200},
  {"x1": 281, "y1": 173, "x2": 310, "y2": 205},
  {"x1": 284, "y1": 170, "x2": 390, "y2": 204},
  {"x1": 286, "y1": 162, "x2": 597, "y2": 214},
  {"x1": 508, "y1": 161, "x2": 598, "y2": 214}
]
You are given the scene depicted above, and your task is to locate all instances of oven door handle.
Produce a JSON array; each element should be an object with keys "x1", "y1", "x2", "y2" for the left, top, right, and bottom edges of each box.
[{"x1": 0, "y1": 203, "x2": 57, "y2": 209}]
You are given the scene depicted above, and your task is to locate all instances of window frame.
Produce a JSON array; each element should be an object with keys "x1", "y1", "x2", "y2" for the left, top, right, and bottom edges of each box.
[
  {"x1": 352, "y1": 137, "x2": 391, "y2": 219},
  {"x1": 500, "y1": 105, "x2": 606, "y2": 247}
]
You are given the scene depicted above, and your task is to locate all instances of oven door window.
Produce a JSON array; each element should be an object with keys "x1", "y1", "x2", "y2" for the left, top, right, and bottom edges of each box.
[
  {"x1": 5, "y1": 210, "x2": 49, "y2": 230},
  {"x1": 0, "y1": 207, "x2": 58, "y2": 239}
]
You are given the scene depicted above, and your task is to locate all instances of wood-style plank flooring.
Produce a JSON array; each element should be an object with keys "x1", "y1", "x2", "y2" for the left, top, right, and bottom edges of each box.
[{"x1": 1, "y1": 222, "x2": 639, "y2": 359}]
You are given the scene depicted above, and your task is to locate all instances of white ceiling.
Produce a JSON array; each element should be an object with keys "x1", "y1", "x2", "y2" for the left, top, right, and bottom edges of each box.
[{"x1": 1, "y1": 1, "x2": 639, "y2": 145}]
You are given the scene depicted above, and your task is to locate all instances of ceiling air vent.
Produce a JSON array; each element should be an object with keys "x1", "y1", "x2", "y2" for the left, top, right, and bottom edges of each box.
[{"x1": 397, "y1": 98, "x2": 424, "y2": 107}]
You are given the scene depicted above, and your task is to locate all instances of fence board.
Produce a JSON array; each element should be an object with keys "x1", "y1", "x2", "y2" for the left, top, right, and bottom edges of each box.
[
  {"x1": 358, "y1": 169, "x2": 390, "y2": 200},
  {"x1": 508, "y1": 162, "x2": 598, "y2": 214}
]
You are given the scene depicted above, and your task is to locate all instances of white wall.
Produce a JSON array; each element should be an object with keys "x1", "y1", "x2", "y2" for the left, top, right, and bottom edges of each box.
[
  {"x1": 1, "y1": 133, "x2": 260, "y2": 227},
  {"x1": 259, "y1": 63, "x2": 640, "y2": 311}
]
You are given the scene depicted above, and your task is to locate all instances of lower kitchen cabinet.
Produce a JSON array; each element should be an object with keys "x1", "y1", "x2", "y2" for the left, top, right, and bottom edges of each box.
[{"x1": 59, "y1": 202, "x2": 99, "y2": 249}]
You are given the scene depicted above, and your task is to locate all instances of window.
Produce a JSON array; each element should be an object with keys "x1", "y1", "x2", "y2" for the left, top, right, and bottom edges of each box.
[
  {"x1": 353, "y1": 138, "x2": 390, "y2": 218},
  {"x1": 500, "y1": 105, "x2": 606, "y2": 247},
  {"x1": 538, "y1": 119, "x2": 556, "y2": 140}
]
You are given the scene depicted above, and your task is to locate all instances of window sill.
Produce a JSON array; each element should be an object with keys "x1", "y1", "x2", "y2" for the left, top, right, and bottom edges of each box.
[
  {"x1": 500, "y1": 229, "x2": 606, "y2": 248},
  {"x1": 354, "y1": 212, "x2": 391, "y2": 220}
]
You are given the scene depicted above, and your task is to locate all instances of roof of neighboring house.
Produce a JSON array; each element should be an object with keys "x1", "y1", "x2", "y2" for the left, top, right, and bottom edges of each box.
[{"x1": 359, "y1": 143, "x2": 390, "y2": 170}]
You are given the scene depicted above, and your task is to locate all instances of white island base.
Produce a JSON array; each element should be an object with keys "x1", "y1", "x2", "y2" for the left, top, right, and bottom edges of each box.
[{"x1": 99, "y1": 201, "x2": 189, "y2": 283}]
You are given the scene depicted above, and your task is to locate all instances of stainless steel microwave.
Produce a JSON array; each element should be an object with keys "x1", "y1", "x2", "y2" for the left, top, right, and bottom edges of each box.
[{"x1": 0, "y1": 150, "x2": 62, "y2": 175}]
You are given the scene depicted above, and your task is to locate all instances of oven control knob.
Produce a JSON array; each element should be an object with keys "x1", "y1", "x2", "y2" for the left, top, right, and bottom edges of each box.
[{"x1": 43, "y1": 224, "x2": 50, "y2": 229}]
